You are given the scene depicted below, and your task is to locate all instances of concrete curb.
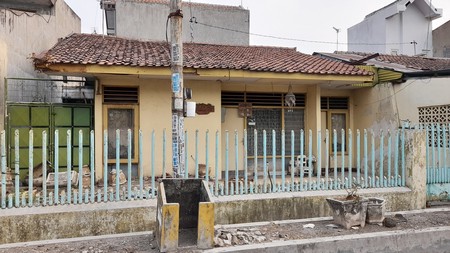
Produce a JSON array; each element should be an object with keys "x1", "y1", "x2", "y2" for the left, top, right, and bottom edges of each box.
[
  {"x1": 0, "y1": 231, "x2": 153, "y2": 250},
  {"x1": 205, "y1": 226, "x2": 450, "y2": 253},
  {"x1": 216, "y1": 206, "x2": 450, "y2": 230}
]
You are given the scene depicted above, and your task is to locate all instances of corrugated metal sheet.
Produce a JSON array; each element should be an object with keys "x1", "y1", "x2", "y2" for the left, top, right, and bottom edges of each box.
[
  {"x1": 355, "y1": 65, "x2": 403, "y2": 85},
  {"x1": 378, "y1": 69, "x2": 403, "y2": 83}
]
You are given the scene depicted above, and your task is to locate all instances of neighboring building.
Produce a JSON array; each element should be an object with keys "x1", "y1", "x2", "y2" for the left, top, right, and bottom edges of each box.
[
  {"x1": 34, "y1": 33, "x2": 375, "y2": 179},
  {"x1": 314, "y1": 51, "x2": 450, "y2": 131},
  {"x1": 433, "y1": 19, "x2": 450, "y2": 58},
  {"x1": 101, "y1": 0, "x2": 249, "y2": 45},
  {"x1": 0, "y1": 0, "x2": 81, "y2": 132},
  {"x1": 348, "y1": 0, "x2": 442, "y2": 56}
]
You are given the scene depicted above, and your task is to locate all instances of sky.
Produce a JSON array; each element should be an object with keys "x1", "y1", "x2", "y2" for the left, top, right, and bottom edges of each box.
[{"x1": 64, "y1": 0, "x2": 450, "y2": 54}]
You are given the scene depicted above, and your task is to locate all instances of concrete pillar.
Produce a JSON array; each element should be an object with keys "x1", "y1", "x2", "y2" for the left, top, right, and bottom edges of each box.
[
  {"x1": 0, "y1": 78, "x2": 4, "y2": 132},
  {"x1": 0, "y1": 41, "x2": 7, "y2": 132},
  {"x1": 306, "y1": 85, "x2": 321, "y2": 156},
  {"x1": 94, "y1": 81, "x2": 103, "y2": 181},
  {"x1": 404, "y1": 129, "x2": 426, "y2": 209}
]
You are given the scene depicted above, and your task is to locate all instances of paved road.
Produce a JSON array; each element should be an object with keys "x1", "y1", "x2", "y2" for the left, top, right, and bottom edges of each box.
[{"x1": 1, "y1": 206, "x2": 450, "y2": 253}]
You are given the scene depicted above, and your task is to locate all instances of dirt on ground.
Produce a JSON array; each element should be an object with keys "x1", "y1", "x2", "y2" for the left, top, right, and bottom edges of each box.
[{"x1": 1, "y1": 208, "x2": 450, "y2": 253}]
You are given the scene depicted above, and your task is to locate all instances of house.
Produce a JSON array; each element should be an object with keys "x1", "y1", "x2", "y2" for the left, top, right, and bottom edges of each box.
[
  {"x1": 348, "y1": 0, "x2": 442, "y2": 56},
  {"x1": 433, "y1": 19, "x2": 450, "y2": 58},
  {"x1": 0, "y1": 0, "x2": 81, "y2": 132},
  {"x1": 314, "y1": 51, "x2": 450, "y2": 131},
  {"x1": 100, "y1": 0, "x2": 250, "y2": 45},
  {"x1": 33, "y1": 33, "x2": 375, "y2": 179}
]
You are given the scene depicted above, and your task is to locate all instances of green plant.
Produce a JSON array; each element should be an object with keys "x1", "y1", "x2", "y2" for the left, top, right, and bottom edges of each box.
[{"x1": 345, "y1": 182, "x2": 361, "y2": 201}]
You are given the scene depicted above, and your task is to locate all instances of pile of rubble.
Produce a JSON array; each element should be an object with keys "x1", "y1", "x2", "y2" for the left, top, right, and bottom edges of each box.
[{"x1": 214, "y1": 228, "x2": 268, "y2": 247}]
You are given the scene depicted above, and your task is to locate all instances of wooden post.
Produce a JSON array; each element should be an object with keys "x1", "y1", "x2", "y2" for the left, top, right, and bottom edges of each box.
[{"x1": 169, "y1": 0, "x2": 185, "y2": 178}]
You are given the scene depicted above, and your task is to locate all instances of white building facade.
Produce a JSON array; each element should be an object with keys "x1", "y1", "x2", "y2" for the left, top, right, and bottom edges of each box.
[
  {"x1": 0, "y1": 0, "x2": 81, "y2": 131},
  {"x1": 348, "y1": 0, "x2": 442, "y2": 56},
  {"x1": 101, "y1": 0, "x2": 250, "y2": 46}
]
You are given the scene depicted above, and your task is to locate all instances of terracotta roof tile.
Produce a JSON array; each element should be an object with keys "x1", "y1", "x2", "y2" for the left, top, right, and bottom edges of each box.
[
  {"x1": 334, "y1": 51, "x2": 450, "y2": 72},
  {"x1": 35, "y1": 34, "x2": 371, "y2": 76}
]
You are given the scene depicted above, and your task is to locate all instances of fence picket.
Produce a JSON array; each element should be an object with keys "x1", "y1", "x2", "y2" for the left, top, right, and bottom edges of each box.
[
  {"x1": 151, "y1": 130, "x2": 155, "y2": 198},
  {"x1": 67, "y1": 130, "x2": 72, "y2": 204},
  {"x1": 127, "y1": 129, "x2": 132, "y2": 200},
  {"x1": 205, "y1": 130, "x2": 210, "y2": 183},
  {"x1": 90, "y1": 131, "x2": 95, "y2": 202},
  {"x1": 225, "y1": 131, "x2": 229, "y2": 196},
  {"x1": 244, "y1": 129, "x2": 248, "y2": 193},
  {"x1": 115, "y1": 129, "x2": 120, "y2": 201},
  {"x1": 281, "y1": 130, "x2": 285, "y2": 191},
  {"x1": 235, "y1": 130, "x2": 240, "y2": 195},
  {"x1": 215, "y1": 131, "x2": 219, "y2": 196},
  {"x1": 1, "y1": 131, "x2": 6, "y2": 209},
  {"x1": 271, "y1": 129, "x2": 276, "y2": 193},
  {"x1": 78, "y1": 130, "x2": 83, "y2": 204},
  {"x1": 0, "y1": 126, "x2": 415, "y2": 208}
]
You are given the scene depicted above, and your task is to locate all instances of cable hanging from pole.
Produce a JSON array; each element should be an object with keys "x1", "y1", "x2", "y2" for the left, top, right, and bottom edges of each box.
[{"x1": 194, "y1": 20, "x2": 412, "y2": 46}]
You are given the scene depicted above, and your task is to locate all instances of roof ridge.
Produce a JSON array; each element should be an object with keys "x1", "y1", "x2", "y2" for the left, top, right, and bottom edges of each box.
[
  {"x1": 70, "y1": 33, "x2": 299, "y2": 52},
  {"x1": 36, "y1": 33, "x2": 373, "y2": 76}
]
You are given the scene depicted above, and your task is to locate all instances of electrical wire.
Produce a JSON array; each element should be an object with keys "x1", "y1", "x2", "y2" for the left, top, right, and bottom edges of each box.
[
  {"x1": 352, "y1": 79, "x2": 419, "y2": 108},
  {"x1": 165, "y1": 16, "x2": 170, "y2": 44},
  {"x1": 194, "y1": 21, "x2": 412, "y2": 46},
  {"x1": 7, "y1": 8, "x2": 52, "y2": 23},
  {"x1": 189, "y1": 0, "x2": 194, "y2": 42}
]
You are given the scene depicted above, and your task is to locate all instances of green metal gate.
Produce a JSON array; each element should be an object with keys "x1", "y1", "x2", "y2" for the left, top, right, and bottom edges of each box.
[{"x1": 7, "y1": 104, "x2": 93, "y2": 181}]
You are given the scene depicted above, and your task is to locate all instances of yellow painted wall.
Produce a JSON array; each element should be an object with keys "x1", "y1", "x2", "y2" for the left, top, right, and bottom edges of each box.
[
  {"x1": 184, "y1": 80, "x2": 222, "y2": 177},
  {"x1": 94, "y1": 75, "x2": 221, "y2": 179},
  {"x1": 352, "y1": 83, "x2": 398, "y2": 132},
  {"x1": 221, "y1": 108, "x2": 244, "y2": 179},
  {"x1": 92, "y1": 74, "x2": 369, "y2": 180}
]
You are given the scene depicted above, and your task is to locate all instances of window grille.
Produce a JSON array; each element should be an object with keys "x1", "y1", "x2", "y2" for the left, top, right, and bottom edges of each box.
[
  {"x1": 419, "y1": 105, "x2": 450, "y2": 148},
  {"x1": 222, "y1": 92, "x2": 305, "y2": 107},
  {"x1": 419, "y1": 105, "x2": 450, "y2": 125},
  {"x1": 103, "y1": 87, "x2": 139, "y2": 104},
  {"x1": 321, "y1": 97, "x2": 349, "y2": 110}
]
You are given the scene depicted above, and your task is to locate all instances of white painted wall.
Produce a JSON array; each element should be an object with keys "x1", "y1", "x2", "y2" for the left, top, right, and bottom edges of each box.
[
  {"x1": 395, "y1": 78, "x2": 450, "y2": 123},
  {"x1": 115, "y1": 1, "x2": 249, "y2": 45},
  {"x1": 0, "y1": 0, "x2": 81, "y2": 130},
  {"x1": 398, "y1": 5, "x2": 433, "y2": 55},
  {"x1": 352, "y1": 77, "x2": 450, "y2": 130},
  {"x1": 348, "y1": 0, "x2": 436, "y2": 56},
  {"x1": 348, "y1": 8, "x2": 387, "y2": 54}
]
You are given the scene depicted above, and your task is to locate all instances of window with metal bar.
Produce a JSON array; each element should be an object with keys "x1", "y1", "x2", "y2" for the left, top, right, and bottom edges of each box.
[
  {"x1": 103, "y1": 87, "x2": 139, "y2": 163},
  {"x1": 222, "y1": 91, "x2": 305, "y2": 156}
]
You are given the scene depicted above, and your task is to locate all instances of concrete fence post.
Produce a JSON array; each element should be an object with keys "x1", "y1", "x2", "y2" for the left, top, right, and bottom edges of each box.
[{"x1": 404, "y1": 129, "x2": 427, "y2": 209}]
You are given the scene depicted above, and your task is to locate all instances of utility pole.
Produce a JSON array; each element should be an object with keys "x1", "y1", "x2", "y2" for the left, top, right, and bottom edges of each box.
[{"x1": 169, "y1": 0, "x2": 185, "y2": 178}]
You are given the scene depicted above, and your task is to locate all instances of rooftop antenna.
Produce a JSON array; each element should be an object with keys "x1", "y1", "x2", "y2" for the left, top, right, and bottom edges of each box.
[
  {"x1": 99, "y1": 0, "x2": 105, "y2": 36},
  {"x1": 333, "y1": 27, "x2": 340, "y2": 52}
]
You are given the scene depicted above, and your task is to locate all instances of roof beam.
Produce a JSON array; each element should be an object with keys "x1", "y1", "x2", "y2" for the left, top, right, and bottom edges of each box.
[{"x1": 36, "y1": 63, "x2": 374, "y2": 84}]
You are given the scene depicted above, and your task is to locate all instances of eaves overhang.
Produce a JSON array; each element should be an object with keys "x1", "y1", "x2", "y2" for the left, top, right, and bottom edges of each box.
[
  {"x1": 403, "y1": 69, "x2": 450, "y2": 78},
  {"x1": 35, "y1": 63, "x2": 374, "y2": 84}
]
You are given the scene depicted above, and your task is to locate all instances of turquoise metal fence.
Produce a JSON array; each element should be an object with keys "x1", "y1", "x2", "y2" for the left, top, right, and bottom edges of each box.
[
  {"x1": 0, "y1": 127, "x2": 407, "y2": 209},
  {"x1": 425, "y1": 124, "x2": 450, "y2": 200}
]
